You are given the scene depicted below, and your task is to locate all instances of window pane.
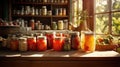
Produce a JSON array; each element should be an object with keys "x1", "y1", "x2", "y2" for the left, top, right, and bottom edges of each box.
[
  {"x1": 112, "y1": 0, "x2": 120, "y2": 11},
  {"x1": 95, "y1": 14, "x2": 109, "y2": 34},
  {"x1": 112, "y1": 12, "x2": 120, "y2": 35},
  {"x1": 95, "y1": 0, "x2": 109, "y2": 13}
]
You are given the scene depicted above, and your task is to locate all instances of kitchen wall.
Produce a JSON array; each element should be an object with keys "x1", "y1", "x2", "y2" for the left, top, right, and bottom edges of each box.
[{"x1": 0, "y1": 0, "x2": 9, "y2": 20}]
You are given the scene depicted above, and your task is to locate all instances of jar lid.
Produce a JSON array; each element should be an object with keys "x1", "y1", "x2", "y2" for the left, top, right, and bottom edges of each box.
[{"x1": 37, "y1": 36, "x2": 46, "y2": 39}]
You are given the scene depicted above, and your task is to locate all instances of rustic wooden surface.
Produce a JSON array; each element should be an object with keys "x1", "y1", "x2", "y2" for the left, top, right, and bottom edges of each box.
[{"x1": 0, "y1": 50, "x2": 120, "y2": 67}]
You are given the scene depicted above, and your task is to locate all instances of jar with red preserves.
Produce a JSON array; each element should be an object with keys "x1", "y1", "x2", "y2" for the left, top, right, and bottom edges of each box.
[
  {"x1": 36, "y1": 36, "x2": 47, "y2": 51},
  {"x1": 71, "y1": 32, "x2": 80, "y2": 50},
  {"x1": 27, "y1": 36, "x2": 36, "y2": 51}
]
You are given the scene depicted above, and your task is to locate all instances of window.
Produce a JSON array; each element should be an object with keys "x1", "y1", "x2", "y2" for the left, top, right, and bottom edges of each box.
[
  {"x1": 71, "y1": 0, "x2": 83, "y2": 27},
  {"x1": 95, "y1": 0, "x2": 120, "y2": 35}
]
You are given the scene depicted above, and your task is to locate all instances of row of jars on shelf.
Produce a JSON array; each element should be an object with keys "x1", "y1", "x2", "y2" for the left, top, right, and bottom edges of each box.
[
  {"x1": 0, "y1": 32, "x2": 80, "y2": 52},
  {"x1": 0, "y1": 18, "x2": 68, "y2": 30},
  {"x1": 1, "y1": 31, "x2": 96, "y2": 52},
  {"x1": 13, "y1": 6, "x2": 67, "y2": 16},
  {"x1": 15, "y1": 0, "x2": 68, "y2": 3}
]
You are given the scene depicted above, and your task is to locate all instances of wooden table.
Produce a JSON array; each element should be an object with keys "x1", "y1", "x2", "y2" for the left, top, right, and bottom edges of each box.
[{"x1": 0, "y1": 50, "x2": 120, "y2": 67}]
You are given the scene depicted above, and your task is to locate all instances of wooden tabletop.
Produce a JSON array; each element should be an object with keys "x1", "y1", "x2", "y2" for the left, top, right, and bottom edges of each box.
[{"x1": 0, "y1": 50, "x2": 120, "y2": 57}]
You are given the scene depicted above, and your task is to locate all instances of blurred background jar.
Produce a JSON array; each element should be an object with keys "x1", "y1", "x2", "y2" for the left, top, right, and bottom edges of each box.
[
  {"x1": 29, "y1": 19, "x2": 35, "y2": 30},
  {"x1": 58, "y1": 20, "x2": 64, "y2": 30},
  {"x1": 51, "y1": 22, "x2": 57, "y2": 30},
  {"x1": 10, "y1": 35, "x2": 19, "y2": 51},
  {"x1": 19, "y1": 37, "x2": 27, "y2": 51},
  {"x1": 42, "y1": 6, "x2": 47, "y2": 16}
]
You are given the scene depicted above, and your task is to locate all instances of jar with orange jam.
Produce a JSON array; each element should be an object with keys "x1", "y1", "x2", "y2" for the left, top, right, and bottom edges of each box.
[{"x1": 80, "y1": 31, "x2": 95, "y2": 52}]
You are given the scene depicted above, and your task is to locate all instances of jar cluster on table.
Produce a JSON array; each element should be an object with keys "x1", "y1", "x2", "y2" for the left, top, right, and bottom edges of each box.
[{"x1": 0, "y1": 31, "x2": 81, "y2": 52}]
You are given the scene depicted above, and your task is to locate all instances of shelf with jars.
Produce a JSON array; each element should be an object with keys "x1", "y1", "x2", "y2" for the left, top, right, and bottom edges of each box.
[{"x1": 10, "y1": 0, "x2": 70, "y2": 30}]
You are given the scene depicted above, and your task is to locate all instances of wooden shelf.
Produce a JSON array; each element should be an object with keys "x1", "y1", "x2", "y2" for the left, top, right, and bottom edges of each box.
[
  {"x1": 13, "y1": 2, "x2": 68, "y2": 5},
  {"x1": 10, "y1": 0, "x2": 70, "y2": 29}
]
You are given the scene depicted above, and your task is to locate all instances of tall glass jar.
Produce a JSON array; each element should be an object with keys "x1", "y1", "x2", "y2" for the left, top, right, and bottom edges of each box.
[{"x1": 81, "y1": 31, "x2": 95, "y2": 52}]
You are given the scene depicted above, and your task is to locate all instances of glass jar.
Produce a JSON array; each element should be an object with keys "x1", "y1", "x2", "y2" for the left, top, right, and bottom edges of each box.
[
  {"x1": 31, "y1": 7, "x2": 35, "y2": 15},
  {"x1": 51, "y1": 22, "x2": 57, "y2": 30},
  {"x1": 42, "y1": 6, "x2": 47, "y2": 15},
  {"x1": 27, "y1": 36, "x2": 36, "y2": 51},
  {"x1": 71, "y1": 32, "x2": 80, "y2": 50},
  {"x1": 53, "y1": 36, "x2": 65, "y2": 51},
  {"x1": 29, "y1": 19, "x2": 35, "y2": 30},
  {"x1": 63, "y1": 19, "x2": 68, "y2": 30},
  {"x1": 59, "y1": 8, "x2": 63, "y2": 16},
  {"x1": 58, "y1": 20, "x2": 64, "y2": 30},
  {"x1": 63, "y1": 38, "x2": 71, "y2": 51},
  {"x1": 43, "y1": 0, "x2": 47, "y2": 3},
  {"x1": 45, "y1": 32, "x2": 56, "y2": 49},
  {"x1": 19, "y1": 37, "x2": 27, "y2": 51},
  {"x1": 81, "y1": 31, "x2": 95, "y2": 52},
  {"x1": 10, "y1": 35, "x2": 19, "y2": 51},
  {"x1": 36, "y1": 36, "x2": 47, "y2": 51},
  {"x1": 62, "y1": 8, "x2": 66, "y2": 16}
]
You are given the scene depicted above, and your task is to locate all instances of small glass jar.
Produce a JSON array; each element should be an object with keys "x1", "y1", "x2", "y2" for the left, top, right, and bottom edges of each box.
[
  {"x1": 51, "y1": 22, "x2": 57, "y2": 30},
  {"x1": 62, "y1": 8, "x2": 66, "y2": 16},
  {"x1": 29, "y1": 19, "x2": 35, "y2": 30},
  {"x1": 43, "y1": 0, "x2": 47, "y2": 3},
  {"x1": 36, "y1": 36, "x2": 47, "y2": 51},
  {"x1": 10, "y1": 35, "x2": 19, "y2": 51},
  {"x1": 19, "y1": 37, "x2": 27, "y2": 51},
  {"x1": 58, "y1": 20, "x2": 64, "y2": 30},
  {"x1": 47, "y1": 10, "x2": 52, "y2": 15}
]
